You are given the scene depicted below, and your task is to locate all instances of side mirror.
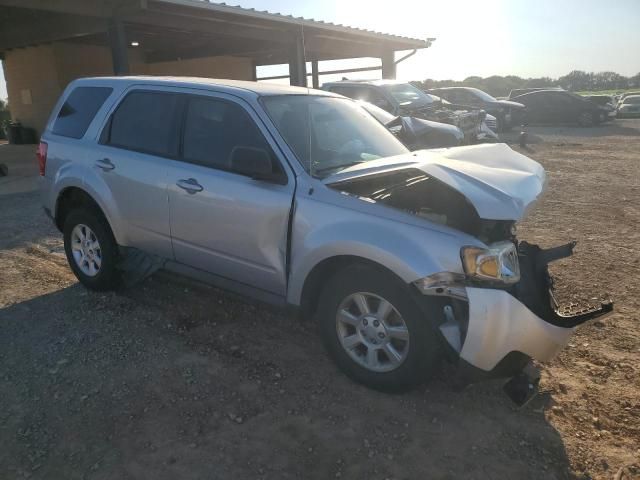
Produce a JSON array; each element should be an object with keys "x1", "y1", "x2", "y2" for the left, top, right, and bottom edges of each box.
[{"x1": 230, "y1": 146, "x2": 285, "y2": 184}]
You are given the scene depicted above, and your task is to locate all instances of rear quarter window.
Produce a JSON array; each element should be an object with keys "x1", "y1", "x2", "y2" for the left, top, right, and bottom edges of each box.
[{"x1": 52, "y1": 86, "x2": 113, "y2": 139}]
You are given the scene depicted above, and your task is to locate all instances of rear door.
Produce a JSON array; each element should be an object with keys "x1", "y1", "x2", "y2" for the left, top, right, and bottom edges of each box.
[
  {"x1": 548, "y1": 92, "x2": 580, "y2": 123},
  {"x1": 94, "y1": 88, "x2": 181, "y2": 258},
  {"x1": 520, "y1": 92, "x2": 553, "y2": 124},
  {"x1": 166, "y1": 92, "x2": 294, "y2": 296}
]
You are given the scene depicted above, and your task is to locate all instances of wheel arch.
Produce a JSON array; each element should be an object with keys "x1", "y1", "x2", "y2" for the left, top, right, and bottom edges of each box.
[
  {"x1": 297, "y1": 255, "x2": 410, "y2": 321},
  {"x1": 54, "y1": 186, "x2": 120, "y2": 244}
]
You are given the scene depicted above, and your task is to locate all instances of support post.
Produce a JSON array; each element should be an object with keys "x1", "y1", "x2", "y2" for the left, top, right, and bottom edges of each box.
[
  {"x1": 288, "y1": 33, "x2": 307, "y2": 87},
  {"x1": 311, "y1": 60, "x2": 319, "y2": 89},
  {"x1": 108, "y1": 16, "x2": 129, "y2": 76},
  {"x1": 381, "y1": 50, "x2": 396, "y2": 80}
]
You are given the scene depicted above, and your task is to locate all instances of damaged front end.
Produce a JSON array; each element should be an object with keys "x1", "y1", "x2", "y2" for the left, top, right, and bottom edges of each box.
[
  {"x1": 416, "y1": 239, "x2": 613, "y2": 405},
  {"x1": 325, "y1": 144, "x2": 613, "y2": 403},
  {"x1": 515, "y1": 241, "x2": 613, "y2": 328}
]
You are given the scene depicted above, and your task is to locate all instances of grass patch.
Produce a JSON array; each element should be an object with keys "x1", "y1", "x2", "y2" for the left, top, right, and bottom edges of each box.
[{"x1": 577, "y1": 88, "x2": 640, "y2": 96}]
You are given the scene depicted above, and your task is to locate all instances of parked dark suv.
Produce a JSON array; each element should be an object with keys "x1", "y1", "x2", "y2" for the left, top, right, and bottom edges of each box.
[
  {"x1": 512, "y1": 90, "x2": 612, "y2": 126},
  {"x1": 429, "y1": 87, "x2": 525, "y2": 132}
]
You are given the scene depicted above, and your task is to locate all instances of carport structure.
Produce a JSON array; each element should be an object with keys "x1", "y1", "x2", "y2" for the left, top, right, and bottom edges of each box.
[{"x1": 0, "y1": 0, "x2": 431, "y2": 134}]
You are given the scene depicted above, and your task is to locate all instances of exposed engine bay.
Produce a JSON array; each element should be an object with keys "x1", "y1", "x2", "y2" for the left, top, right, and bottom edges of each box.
[{"x1": 328, "y1": 168, "x2": 514, "y2": 243}]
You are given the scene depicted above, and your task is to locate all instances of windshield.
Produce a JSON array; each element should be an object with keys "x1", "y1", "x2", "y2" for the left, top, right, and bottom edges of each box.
[
  {"x1": 429, "y1": 94, "x2": 451, "y2": 105},
  {"x1": 356, "y1": 100, "x2": 396, "y2": 124},
  {"x1": 262, "y1": 95, "x2": 408, "y2": 178},
  {"x1": 381, "y1": 83, "x2": 435, "y2": 108},
  {"x1": 468, "y1": 88, "x2": 497, "y2": 102},
  {"x1": 623, "y1": 96, "x2": 640, "y2": 105}
]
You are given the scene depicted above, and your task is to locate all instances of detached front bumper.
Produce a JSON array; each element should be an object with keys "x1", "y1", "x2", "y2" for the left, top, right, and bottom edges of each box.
[
  {"x1": 429, "y1": 241, "x2": 613, "y2": 376},
  {"x1": 460, "y1": 287, "x2": 576, "y2": 371}
]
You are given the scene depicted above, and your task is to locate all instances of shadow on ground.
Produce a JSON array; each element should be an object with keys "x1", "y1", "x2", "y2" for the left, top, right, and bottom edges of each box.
[{"x1": 0, "y1": 275, "x2": 573, "y2": 479}]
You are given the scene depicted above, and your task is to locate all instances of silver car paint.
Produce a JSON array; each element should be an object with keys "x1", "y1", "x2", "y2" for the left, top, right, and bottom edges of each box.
[
  {"x1": 286, "y1": 173, "x2": 483, "y2": 305},
  {"x1": 161, "y1": 87, "x2": 296, "y2": 295},
  {"x1": 322, "y1": 143, "x2": 546, "y2": 221},
  {"x1": 461, "y1": 288, "x2": 574, "y2": 371},
  {"x1": 41, "y1": 77, "x2": 575, "y2": 373}
]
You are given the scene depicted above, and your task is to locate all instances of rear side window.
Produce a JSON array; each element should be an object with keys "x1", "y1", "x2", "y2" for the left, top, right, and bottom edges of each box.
[
  {"x1": 52, "y1": 86, "x2": 112, "y2": 139},
  {"x1": 105, "y1": 91, "x2": 181, "y2": 157}
]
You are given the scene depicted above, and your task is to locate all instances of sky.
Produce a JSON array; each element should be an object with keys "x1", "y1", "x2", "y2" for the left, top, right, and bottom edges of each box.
[{"x1": 1, "y1": 0, "x2": 640, "y2": 99}]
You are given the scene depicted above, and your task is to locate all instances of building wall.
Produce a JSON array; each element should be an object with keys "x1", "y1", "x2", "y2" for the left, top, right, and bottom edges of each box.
[
  {"x1": 3, "y1": 43, "x2": 254, "y2": 136},
  {"x1": 145, "y1": 56, "x2": 253, "y2": 80},
  {"x1": 2, "y1": 45, "x2": 61, "y2": 136}
]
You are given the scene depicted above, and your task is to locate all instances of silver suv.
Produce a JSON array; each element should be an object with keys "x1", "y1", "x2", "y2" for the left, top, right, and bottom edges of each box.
[{"x1": 39, "y1": 77, "x2": 611, "y2": 397}]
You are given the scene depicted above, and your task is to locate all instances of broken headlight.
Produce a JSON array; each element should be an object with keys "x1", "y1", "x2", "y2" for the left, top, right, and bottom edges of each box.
[{"x1": 461, "y1": 241, "x2": 520, "y2": 284}]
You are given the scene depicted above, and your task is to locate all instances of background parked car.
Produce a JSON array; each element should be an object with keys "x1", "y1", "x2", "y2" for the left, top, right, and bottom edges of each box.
[
  {"x1": 479, "y1": 113, "x2": 500, "y2": 142},
  {"x1": 508, "y1": 87, "x2": 564, "y2": 99},
  {"x1": 429, "y1": 87, "x2": 525, "y2": 132},
  {"x1": 617, "y1": 95, "x2": 640, "y2": 117},
  {"x1": 511, "y1": 89, "x2": 611, "y2": 126},
  {"x1": 358, "y1": 101, "x2": 464, "y2": 149},
  {"x1": 322, "y1": 80, "x2": 485, "y2": 144},
  {"x1": 585, "y1": 94, "x2": 615, "y2": 107}
]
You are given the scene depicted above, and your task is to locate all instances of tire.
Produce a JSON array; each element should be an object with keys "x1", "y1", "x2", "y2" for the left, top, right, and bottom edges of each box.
[
  {"x1": 63, "y1": 207, "x2": 122, "y2": 291},
  {"x1": 577, "y1": 111, "x2": 594, "y2": 127},
  {"x1": 317, "y1": 264, "x2": 441, "y2": 392}
]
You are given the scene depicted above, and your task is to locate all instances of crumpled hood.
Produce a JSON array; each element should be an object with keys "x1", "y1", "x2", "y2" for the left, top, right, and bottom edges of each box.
[{"x1": 323, "y1": 143, "x2": 546, "y2": 221}]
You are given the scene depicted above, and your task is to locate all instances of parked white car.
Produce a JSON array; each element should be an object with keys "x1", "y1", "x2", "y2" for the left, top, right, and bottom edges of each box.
[{"x1": 617, "y1": 95, "x2": 640, "y2": 117}]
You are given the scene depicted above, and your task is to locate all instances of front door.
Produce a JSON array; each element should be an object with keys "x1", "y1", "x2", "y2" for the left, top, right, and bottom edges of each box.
[{"x1": 166, "y1": 93, "x2": 294, "y2": 296}]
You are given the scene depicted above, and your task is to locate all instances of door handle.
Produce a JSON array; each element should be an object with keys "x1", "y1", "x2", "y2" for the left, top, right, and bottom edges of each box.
[
  {"x1": 96, "y1": 158, "x2": 115, "y2": 171},
  {"x1": 176, "y1": 178, "x2": 203, "y2": 194}
]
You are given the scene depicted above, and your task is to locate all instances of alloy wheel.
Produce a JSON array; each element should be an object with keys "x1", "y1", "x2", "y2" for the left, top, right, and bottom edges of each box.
[
  {"x1": 70, "y1": 223, "x2": 102, "y2": 277},
  {"x1": 335, "y1": 292, "x2": 410, "y2": 372}
]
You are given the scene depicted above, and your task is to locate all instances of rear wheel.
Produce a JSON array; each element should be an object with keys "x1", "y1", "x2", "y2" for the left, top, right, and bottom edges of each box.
[
  {"x1": 317, "y1": 264, "x2": 441, "y2": 392},
  {"x1": 63, "y1": 207, "x2": 122, "y2": 291}
]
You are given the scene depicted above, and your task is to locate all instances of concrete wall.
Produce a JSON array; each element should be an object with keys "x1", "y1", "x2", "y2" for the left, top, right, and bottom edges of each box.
[
  {"x1": 145, "y1": 56, "x2": 252, "y2": 79},
  {"x1": 2, "y1": 45, "x2": 61, "y2": 136},
  {"x1": 2, "y1": 42, "x2": 254, "y2": 136}
]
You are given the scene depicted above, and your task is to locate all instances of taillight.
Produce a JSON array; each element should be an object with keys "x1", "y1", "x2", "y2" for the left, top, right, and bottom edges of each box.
[{"x1": 37, "y1": 142, "x2": 48, "y2": 176}]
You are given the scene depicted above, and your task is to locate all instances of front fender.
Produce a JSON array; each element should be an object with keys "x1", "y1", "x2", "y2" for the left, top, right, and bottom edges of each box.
[{"x1": 287, "y1": 195, "x2": 473, "y2": 305}]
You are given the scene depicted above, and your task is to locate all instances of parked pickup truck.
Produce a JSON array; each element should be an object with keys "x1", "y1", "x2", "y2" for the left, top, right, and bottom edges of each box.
[{"x1": 39, "y1": 77, "x2": 612, "y2": 400}]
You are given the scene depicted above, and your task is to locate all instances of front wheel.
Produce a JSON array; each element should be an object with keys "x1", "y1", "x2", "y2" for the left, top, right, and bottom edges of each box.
[{"x1": 317, "y1": 264, "x2": 441, "y2": 392}]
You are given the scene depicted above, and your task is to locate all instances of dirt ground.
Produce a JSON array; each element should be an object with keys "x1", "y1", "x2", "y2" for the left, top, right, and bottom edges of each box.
[{"x1": 0, "y1": 121, "x2": 639, "y2": 480}]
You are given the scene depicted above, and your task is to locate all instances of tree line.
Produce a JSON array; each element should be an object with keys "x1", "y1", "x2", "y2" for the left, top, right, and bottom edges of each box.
[{"x1": 412, "y1": 70, "x2": 640, "y2": 97}]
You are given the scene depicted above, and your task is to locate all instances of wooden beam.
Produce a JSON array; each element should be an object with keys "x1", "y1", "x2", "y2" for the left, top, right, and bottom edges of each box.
[
  {"x1": 381, "y1": 50, "x2": 396, "y2": 79},
  {"x1": 108, "y1": 16, "x2": 129, "y2": 75},
  {"x1": 288, "y1": 33, "x2": 307, "y2": 87},
  {"x1": 126, "y1": 8, "x2": 292, "y2": 44},
  {"x1": 311, "y1": 60, "x2": 319, "y2": 89},
  {"x1": 0, "y1": 0, "x2": 145, "y2": 18},
  {"x1": 0, "y1": 14, "x2": 108, "y2": 51}
]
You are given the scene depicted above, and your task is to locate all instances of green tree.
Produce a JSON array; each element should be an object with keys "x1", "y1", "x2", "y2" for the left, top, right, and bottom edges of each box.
[{"x1": 558, "y1": 70, "x2": 594, "y2": 91}]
